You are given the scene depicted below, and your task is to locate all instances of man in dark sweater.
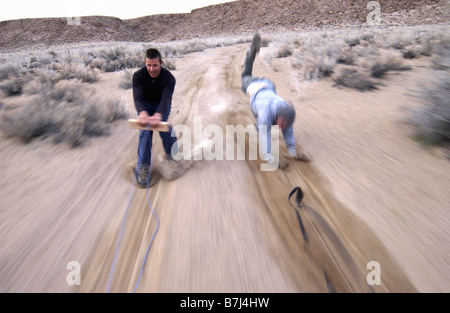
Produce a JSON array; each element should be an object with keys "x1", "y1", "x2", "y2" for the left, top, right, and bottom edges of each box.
[{"x1": 133, "y1": 48, "x2": 178, "y2": 188}]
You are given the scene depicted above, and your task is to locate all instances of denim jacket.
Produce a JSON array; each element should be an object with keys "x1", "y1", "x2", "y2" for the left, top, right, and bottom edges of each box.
[{"x1": 247, "y1": 79, "x2": 297, "y2": 163}]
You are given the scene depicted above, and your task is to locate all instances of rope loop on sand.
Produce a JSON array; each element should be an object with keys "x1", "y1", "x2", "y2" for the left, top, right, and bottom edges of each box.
[{"x1": 288, "y1": 186, "x2": 308, "y2": 244}]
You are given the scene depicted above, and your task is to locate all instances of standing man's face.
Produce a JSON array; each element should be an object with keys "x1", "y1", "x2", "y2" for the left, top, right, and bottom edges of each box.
[{"x1": 145, "y1": 58, "x2": 162, "y2": 78}]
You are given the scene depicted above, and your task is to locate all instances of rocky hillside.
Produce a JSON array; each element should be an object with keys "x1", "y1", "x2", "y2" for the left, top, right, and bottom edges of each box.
[{"x1": 0, "y1": 0, "x2": 448, "y2": 52}]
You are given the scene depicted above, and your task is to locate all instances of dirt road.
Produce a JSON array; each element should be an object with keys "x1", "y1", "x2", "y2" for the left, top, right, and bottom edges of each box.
[
  {"x1": 79, "y1": 45, "x2": 417, "y2": 293},
  {"x1": 1, "y1": 43, "x2": 447, "y2": 293}
]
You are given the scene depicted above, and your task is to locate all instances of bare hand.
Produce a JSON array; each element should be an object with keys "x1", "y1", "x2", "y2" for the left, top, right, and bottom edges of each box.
[
  {"x1": 149, "y1": 113, "x2": 162, "y2": 127},
  {"x1": 138, "y1": 111, "x2": 150, "y2": 126}
]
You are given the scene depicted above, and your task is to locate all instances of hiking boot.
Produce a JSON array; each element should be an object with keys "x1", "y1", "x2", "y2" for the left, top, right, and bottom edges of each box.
[
  {"x1": 136, "y1": 166, "x2": 162, "y2": 188},
  {"x1": 135, "y1": 164, "x2": 150, "y2": 188},
  {"x1": 250, "y1": 33, "x2": 261, "y2": 59}
]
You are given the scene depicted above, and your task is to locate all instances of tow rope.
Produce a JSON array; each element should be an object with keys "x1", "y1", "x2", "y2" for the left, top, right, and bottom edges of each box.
[
  {"x1": 106, "y1": 124, "x2": 159, "y2": 293},
  {"x1": 105, "y1": 175, "x2": 137, "y2": 293},
  {"x1": 133, "y1": 165, "x2": 159, "y2": 293},
  {"x1": 288, "y1": 186, "x2": 309, "y2": 244}
]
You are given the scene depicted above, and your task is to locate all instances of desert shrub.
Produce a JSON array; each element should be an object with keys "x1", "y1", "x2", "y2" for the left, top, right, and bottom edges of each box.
[
  {"x1": 0, "y1": 57, "x2": 103, "y2": 97},
  {"x1": 119, "y1": 68, "x2": 134, "y2": 89},
  {"x1": 402, "y1": 45, "x2": 426, "y2": 59},
  {"x1": 345, "y1": 38, "x2": 361, "y2": 47},
  {"x1": 0, "y1": 63, "x2": 24, "y2": 81},
  {"x1": 156, "y1": 45, "x2": 179, "y2": 59},
  {"x1": 277, "y1": 44, "x2": 293, "y2": 58},
  {"x1": 1, "y1": 94, "x2": 57, "y2": 141},
  {"x1": 48, "y1": 50, "x2": 58, "y2": 58},
  {"x1": 27, "y1": 53, "x2": 53, "y2": 70},
  {"x1": 0, "y1": 61, "x2": 100, "y2": 99},
  {"x1": 261, "y1": 38, "x2": 270, "y2": 48},
  {"x1": 49, "y1": 80, "x2": 87, "y2": 102},
  {"x1": 104, "y1": 60, "x2": 124, "y2": 72},
  {"x1": 351, "y1": 42, "x2": 379, "y2": 59},
  {"x1": 333, "y1": 65, "x2": 378, "y2": 91},
  {"x1": 53, "y1": 63, "x2": 100, "y2": 83},
  {"x1": 123, "y1": 52, "x2": 144, "y2": 69},
  {"x1": 417, "y1": 39, "x2": 434, "y2": 57},
  {"x1": 89, "y1": 57, "x2": 107, "y2": 70},
  {"x1": 293, "y1": 44, "x2": 341, "y2": 80},
  {"x1": 171, "y1": 40, "x2": 207, "y2": 54},
  {"x1": 431, "y1": 38, "x2": 450, "y2": 70},
  {"x1": 336, "y1": 45, "x2": 355, "y2": 65},
  {"x1": 91, "y1": 46, "x2": 145, "y2": 72},
  {"x1": 0, "y1": 79, "x2": 127, "y2": 147},
  {"x1": 359, "y1": 33, "x2": 375, "y2": 44},
  {"x1": 63, "y1": 51, "x2": 76, "y2": 65},
  {"x1": 89, "y1": 47, "x2": 127, "y2": 72},
  {"x1": 0, "y1": 77, "x2": 25, "y2": 96},
  {"x1": 399, "y1": 31, "x2": 438, "y2": 59},
  {"x1": 22, "y1": 70, "x2": 59, "y2": 94},
  {"x1": 293, "y1": 53, "x2": 318, "y2": 80},
  {"x1": 369, "y1": 50, "x2": 411, "y2": 78},
  {"x1": 390, "y1": 31, "x2": 419, "y2": 51},
  {"x1": 284, "y1": 26, "x2": 450, "y2": 92},
  {"x1": 80, "y1": 53, "x2": 95, "y2": 67},
  {"x1": 103, "y1": 97, "x2": 128, "y2": 123},
  {"x1": 291, "y1": 31, "x2": 371, "y2": 80},
  {"x1": 162, "y1": 58, "x2": 177, "y2": 70},
  {"x1": 412, "y1": 74, "x2": 449, "y2": 146}
]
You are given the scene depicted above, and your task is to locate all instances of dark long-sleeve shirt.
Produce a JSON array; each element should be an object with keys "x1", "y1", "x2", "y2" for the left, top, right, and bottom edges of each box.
[{"x1": 132, "y1": 67, "x2": 176, "y2": 115}]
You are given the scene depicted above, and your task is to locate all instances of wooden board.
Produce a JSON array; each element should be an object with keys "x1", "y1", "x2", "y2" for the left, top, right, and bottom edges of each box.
[{"x1": 127, "y1": 119, "x2": 171, "y2": 132}]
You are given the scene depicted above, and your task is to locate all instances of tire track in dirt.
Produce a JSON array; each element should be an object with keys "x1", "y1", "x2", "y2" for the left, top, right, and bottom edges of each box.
[{"x1": 79, "y1": 44, "x2": 417, "y2": 293}]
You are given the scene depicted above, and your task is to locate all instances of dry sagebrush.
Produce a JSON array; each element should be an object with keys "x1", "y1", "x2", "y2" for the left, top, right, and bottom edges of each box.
[{"x1": 1, "y1": 78, "x2": 127, "y2": 147}]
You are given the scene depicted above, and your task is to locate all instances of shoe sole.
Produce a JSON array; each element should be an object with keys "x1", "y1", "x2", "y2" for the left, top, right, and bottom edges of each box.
[
  {"x1": 253, "y1": 33, "x2": 261, "y2": 51},
  {"x1": 251, "y1": 33, "x2": 261, "y2": 58}
]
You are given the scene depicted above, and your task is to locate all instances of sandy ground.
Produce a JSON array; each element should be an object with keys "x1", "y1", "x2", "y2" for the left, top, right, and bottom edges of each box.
[{"x1": 0, "y1": 43, "x2": 448, "y2": 293}]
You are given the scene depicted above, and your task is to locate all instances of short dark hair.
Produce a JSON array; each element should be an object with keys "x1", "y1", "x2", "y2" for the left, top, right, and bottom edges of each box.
[
  {"x1": 146, "y1": 48, "x2": 162, "y2": 62},
  {"x1": 277, "y1": 101, "x2": 296, "y2": 125}
]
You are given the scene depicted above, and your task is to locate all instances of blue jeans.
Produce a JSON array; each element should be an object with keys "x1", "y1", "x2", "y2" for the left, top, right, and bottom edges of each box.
[
  {"x1": 241, "y1": 48, "x2": 260, "y2": 92},
  {"x1": 137, "y1": 103, "x2": 178, "y2": 168}
]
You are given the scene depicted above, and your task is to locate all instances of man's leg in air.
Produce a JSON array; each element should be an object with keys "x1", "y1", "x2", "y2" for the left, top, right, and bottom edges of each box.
[{"x1": 241, "y1": 33, "x2": 261, "y2": 91}]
